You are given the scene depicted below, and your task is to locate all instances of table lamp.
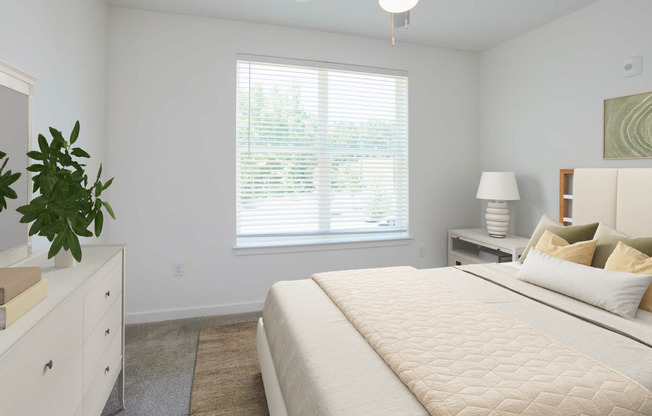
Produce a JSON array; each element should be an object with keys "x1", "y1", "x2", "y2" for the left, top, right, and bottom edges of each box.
[{"x1": 476, "y1": 172, "x2": 520, "y2": 238}]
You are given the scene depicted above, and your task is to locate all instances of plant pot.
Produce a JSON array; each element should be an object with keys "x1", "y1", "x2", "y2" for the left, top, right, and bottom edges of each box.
[{"x1": 55, "y1": 250, "x2": 77, "y2": 268}]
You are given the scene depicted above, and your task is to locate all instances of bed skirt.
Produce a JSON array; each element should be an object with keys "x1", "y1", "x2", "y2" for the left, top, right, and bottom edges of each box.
[{"x1": 257, "y1": 318, "x2": 289, "y2": 416}]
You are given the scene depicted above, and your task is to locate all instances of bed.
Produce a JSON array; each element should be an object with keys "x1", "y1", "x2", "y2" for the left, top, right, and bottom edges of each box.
[{"x1": 257, "y1": 168, "x2": 652, "y2": 416}]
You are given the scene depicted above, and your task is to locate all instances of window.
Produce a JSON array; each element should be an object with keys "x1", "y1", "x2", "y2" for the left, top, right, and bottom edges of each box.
[{"x1": 236, "y1": 55, "x2": 408, "y2": 247}]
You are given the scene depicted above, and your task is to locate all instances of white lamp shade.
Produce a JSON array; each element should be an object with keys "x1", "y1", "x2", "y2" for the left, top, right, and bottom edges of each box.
[
  {"x1": 379, "y1": 0, "x2": 419, "y2": 13},
  {"x1": 476, "y1": 172, "x2": 520, "y2": 201}
]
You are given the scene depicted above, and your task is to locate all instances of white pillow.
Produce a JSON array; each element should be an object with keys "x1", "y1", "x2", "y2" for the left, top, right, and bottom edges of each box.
[{"x1": 515, "y1": 248, "x2": 652, "y2": 319}]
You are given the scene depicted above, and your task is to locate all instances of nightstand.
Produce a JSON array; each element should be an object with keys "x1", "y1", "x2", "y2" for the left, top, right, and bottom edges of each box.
[{"x1": 448, "y1": 228, "x2": 529, "y2": 266}]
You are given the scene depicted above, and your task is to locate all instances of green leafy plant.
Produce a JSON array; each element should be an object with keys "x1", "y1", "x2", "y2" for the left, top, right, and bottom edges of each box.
[
  {"x1": 16, "y1": 121, "x2": 115, "y2": 262},
  {"x1": 0, "y1": 151, "x2": 21, "y2": 212}
]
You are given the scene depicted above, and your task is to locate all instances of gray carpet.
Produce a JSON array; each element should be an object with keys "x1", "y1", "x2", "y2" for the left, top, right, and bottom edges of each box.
[{"x1": 102, "y1": 312, "x2": 262, "y2": 416}]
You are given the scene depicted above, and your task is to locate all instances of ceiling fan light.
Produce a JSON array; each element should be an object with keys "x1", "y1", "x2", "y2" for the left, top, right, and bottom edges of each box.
[{"x1": 379, "y1": 0, "x2": 419, "y2": 13}]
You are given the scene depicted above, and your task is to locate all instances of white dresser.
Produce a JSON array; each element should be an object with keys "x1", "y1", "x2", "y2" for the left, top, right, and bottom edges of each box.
[{"x1": 0, "y1": 245, "x2": 125, "y2": 416}]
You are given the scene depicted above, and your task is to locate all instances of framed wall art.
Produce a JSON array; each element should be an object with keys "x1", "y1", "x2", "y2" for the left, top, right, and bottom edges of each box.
[{"x1": 604, "y1": 90, "x2": 652, "y2": 159}]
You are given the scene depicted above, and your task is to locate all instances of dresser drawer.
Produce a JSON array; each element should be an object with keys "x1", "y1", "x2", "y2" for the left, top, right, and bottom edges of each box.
[
  {"x1": 32, "y1": 348, "x2": 83, "y2": 416},
  {"x1": 0, "y1": 299, "x2": 83, "y2": 416},
  {"x1": 83, "y1": 332, "x2": 122, "y2": 416},
  {"x1": 83, "y1": 293, "x2": 122, "y2": 389},
  {"x1": 84, "y1": 261, "x2": 122, "y2": 338}
]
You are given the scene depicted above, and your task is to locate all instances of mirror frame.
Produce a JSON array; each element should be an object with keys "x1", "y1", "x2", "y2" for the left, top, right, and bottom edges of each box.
[{"x1": 0, "y1": 60, "x2": 36, "y2": 267}]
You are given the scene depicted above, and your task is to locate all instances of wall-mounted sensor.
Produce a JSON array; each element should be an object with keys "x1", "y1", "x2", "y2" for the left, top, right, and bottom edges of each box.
[{"x1": 624, "y1": 56, "x2": 642, "y2": 78}]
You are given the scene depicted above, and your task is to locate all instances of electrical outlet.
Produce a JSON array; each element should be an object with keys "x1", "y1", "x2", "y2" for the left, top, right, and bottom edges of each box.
[
  {"x1": 173, "y1": 263, "x2": 184, "y2": 277},
  {"x1": 419, "y1": 247, "x2": 425, "y2": 257}
]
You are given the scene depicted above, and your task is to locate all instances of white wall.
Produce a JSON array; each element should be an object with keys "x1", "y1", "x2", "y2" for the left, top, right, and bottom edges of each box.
[
  {"x1": 0, "y1": 0, "x2": 109, "y2": 252},
  {"x1": 107, "y1": 7, "x2": 481, "y2": 323},
  {"x1": 480, "y1": 0, "x2": 652, "y2": 236}
]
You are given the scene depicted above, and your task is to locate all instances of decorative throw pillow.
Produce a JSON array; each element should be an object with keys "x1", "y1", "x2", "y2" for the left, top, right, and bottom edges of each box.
[
  {"x1": 534, "y1": 230, "x2": 597, "y2": 266},
  {"x1": 605, "y1": 241, "x2": 652, "y2": 312},
  {"x1": 517, "y1": 248, "x2": 652, "y2": 319},
  {"x1": 591, "y1": 223, "x2": 652, "y2": 268},
  {"x1": 520, "y1": 214, "x2": 599, "y2": 262}
]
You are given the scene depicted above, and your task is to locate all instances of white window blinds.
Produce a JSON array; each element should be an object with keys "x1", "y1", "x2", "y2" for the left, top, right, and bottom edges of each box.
[{"x1": 236, "y1": 55, "x2": 409, "y2": 246}]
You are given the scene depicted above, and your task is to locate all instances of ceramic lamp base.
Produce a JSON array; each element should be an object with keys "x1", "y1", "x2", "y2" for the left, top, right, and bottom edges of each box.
[{"x1": 485, "y1": 201, "x2": 509, "y2": 238}]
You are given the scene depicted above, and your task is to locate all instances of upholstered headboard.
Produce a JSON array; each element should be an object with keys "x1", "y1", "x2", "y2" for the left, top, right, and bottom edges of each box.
[{"x1": 572, "y1": 168, "x2": 652, "y2": 237}]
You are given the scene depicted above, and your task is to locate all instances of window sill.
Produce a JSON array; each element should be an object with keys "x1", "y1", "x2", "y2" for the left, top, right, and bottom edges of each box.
[{"x1": 233, "y1": 236, "x2": 413, "y2": 256}]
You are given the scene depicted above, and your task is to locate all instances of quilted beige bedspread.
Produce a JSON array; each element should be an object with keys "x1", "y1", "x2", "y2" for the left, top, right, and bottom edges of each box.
[{"x1": 312, "y1": 266, "x2": 652, "y2": 415}]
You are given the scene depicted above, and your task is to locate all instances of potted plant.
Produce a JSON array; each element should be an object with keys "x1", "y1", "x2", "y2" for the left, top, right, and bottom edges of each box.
[
  {"x1": 16, "y1": 121, "x2": 115, "y2": 267},
  {"x1": 0, "y1": 151, "x2": 21, "y2": 212}
]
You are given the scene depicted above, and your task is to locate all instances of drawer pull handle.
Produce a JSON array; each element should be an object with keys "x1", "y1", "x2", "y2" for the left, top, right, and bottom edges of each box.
[
  {"x1": 105, "y1": 290, "x2": 111, "y2": 298},
  {"x1": 105, "y1": 328, "x2": 110, "y2": 336},
  {"x1": 105, "y1": 366, "x2": 110, "y2": 374},
  {"x1": 45, "y1": 360, "x2": 53, "y2": 370}
]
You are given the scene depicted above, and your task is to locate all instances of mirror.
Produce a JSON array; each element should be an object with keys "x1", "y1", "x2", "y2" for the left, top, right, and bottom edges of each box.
[{"x1": 0, "y1": 61, "x2": 35, "y2": 267}]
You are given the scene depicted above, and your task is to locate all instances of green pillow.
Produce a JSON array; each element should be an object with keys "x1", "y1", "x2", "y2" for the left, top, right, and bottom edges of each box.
[
  {"x1": 591, "y1": 223, "x2": 652, "y2": 268},
  {"x1": 520, "y1": 215, "x2": 598, "y2": 262}
]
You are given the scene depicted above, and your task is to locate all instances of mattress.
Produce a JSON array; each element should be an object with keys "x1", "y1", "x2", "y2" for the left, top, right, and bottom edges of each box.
[{"x1": 262, "y1": 264, "x2": 652, "y2": 415}]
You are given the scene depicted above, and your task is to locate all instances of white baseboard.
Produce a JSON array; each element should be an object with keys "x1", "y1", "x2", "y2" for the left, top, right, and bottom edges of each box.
[{"x1": 125, "y1": 300, "x2": 264, "y2": 324}]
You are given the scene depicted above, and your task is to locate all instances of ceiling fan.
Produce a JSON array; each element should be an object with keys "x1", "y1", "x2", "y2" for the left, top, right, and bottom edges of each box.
[
  {"x1": 293, "y1": 0, "x2": 419, "y2": 45},
  {"x1": 380, "y1": 0, "x2": 419, "y2": 45},
  {"x1": 294, "y1": 0, "x2": 419, "y2": 11}
]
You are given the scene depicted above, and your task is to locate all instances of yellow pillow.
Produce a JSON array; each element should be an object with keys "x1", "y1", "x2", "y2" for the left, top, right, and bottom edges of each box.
[
  {"x1": 605, "y1": 241, "x2": 652, "y2": 312},
  {"x1": 534, "y1": 230, "x2": 597, "y2": 266}
]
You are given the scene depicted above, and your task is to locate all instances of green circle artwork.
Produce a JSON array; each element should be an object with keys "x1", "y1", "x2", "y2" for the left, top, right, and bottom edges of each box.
[{"x1": 604, "y1": 91, "x2": 652, "y2": 159}]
